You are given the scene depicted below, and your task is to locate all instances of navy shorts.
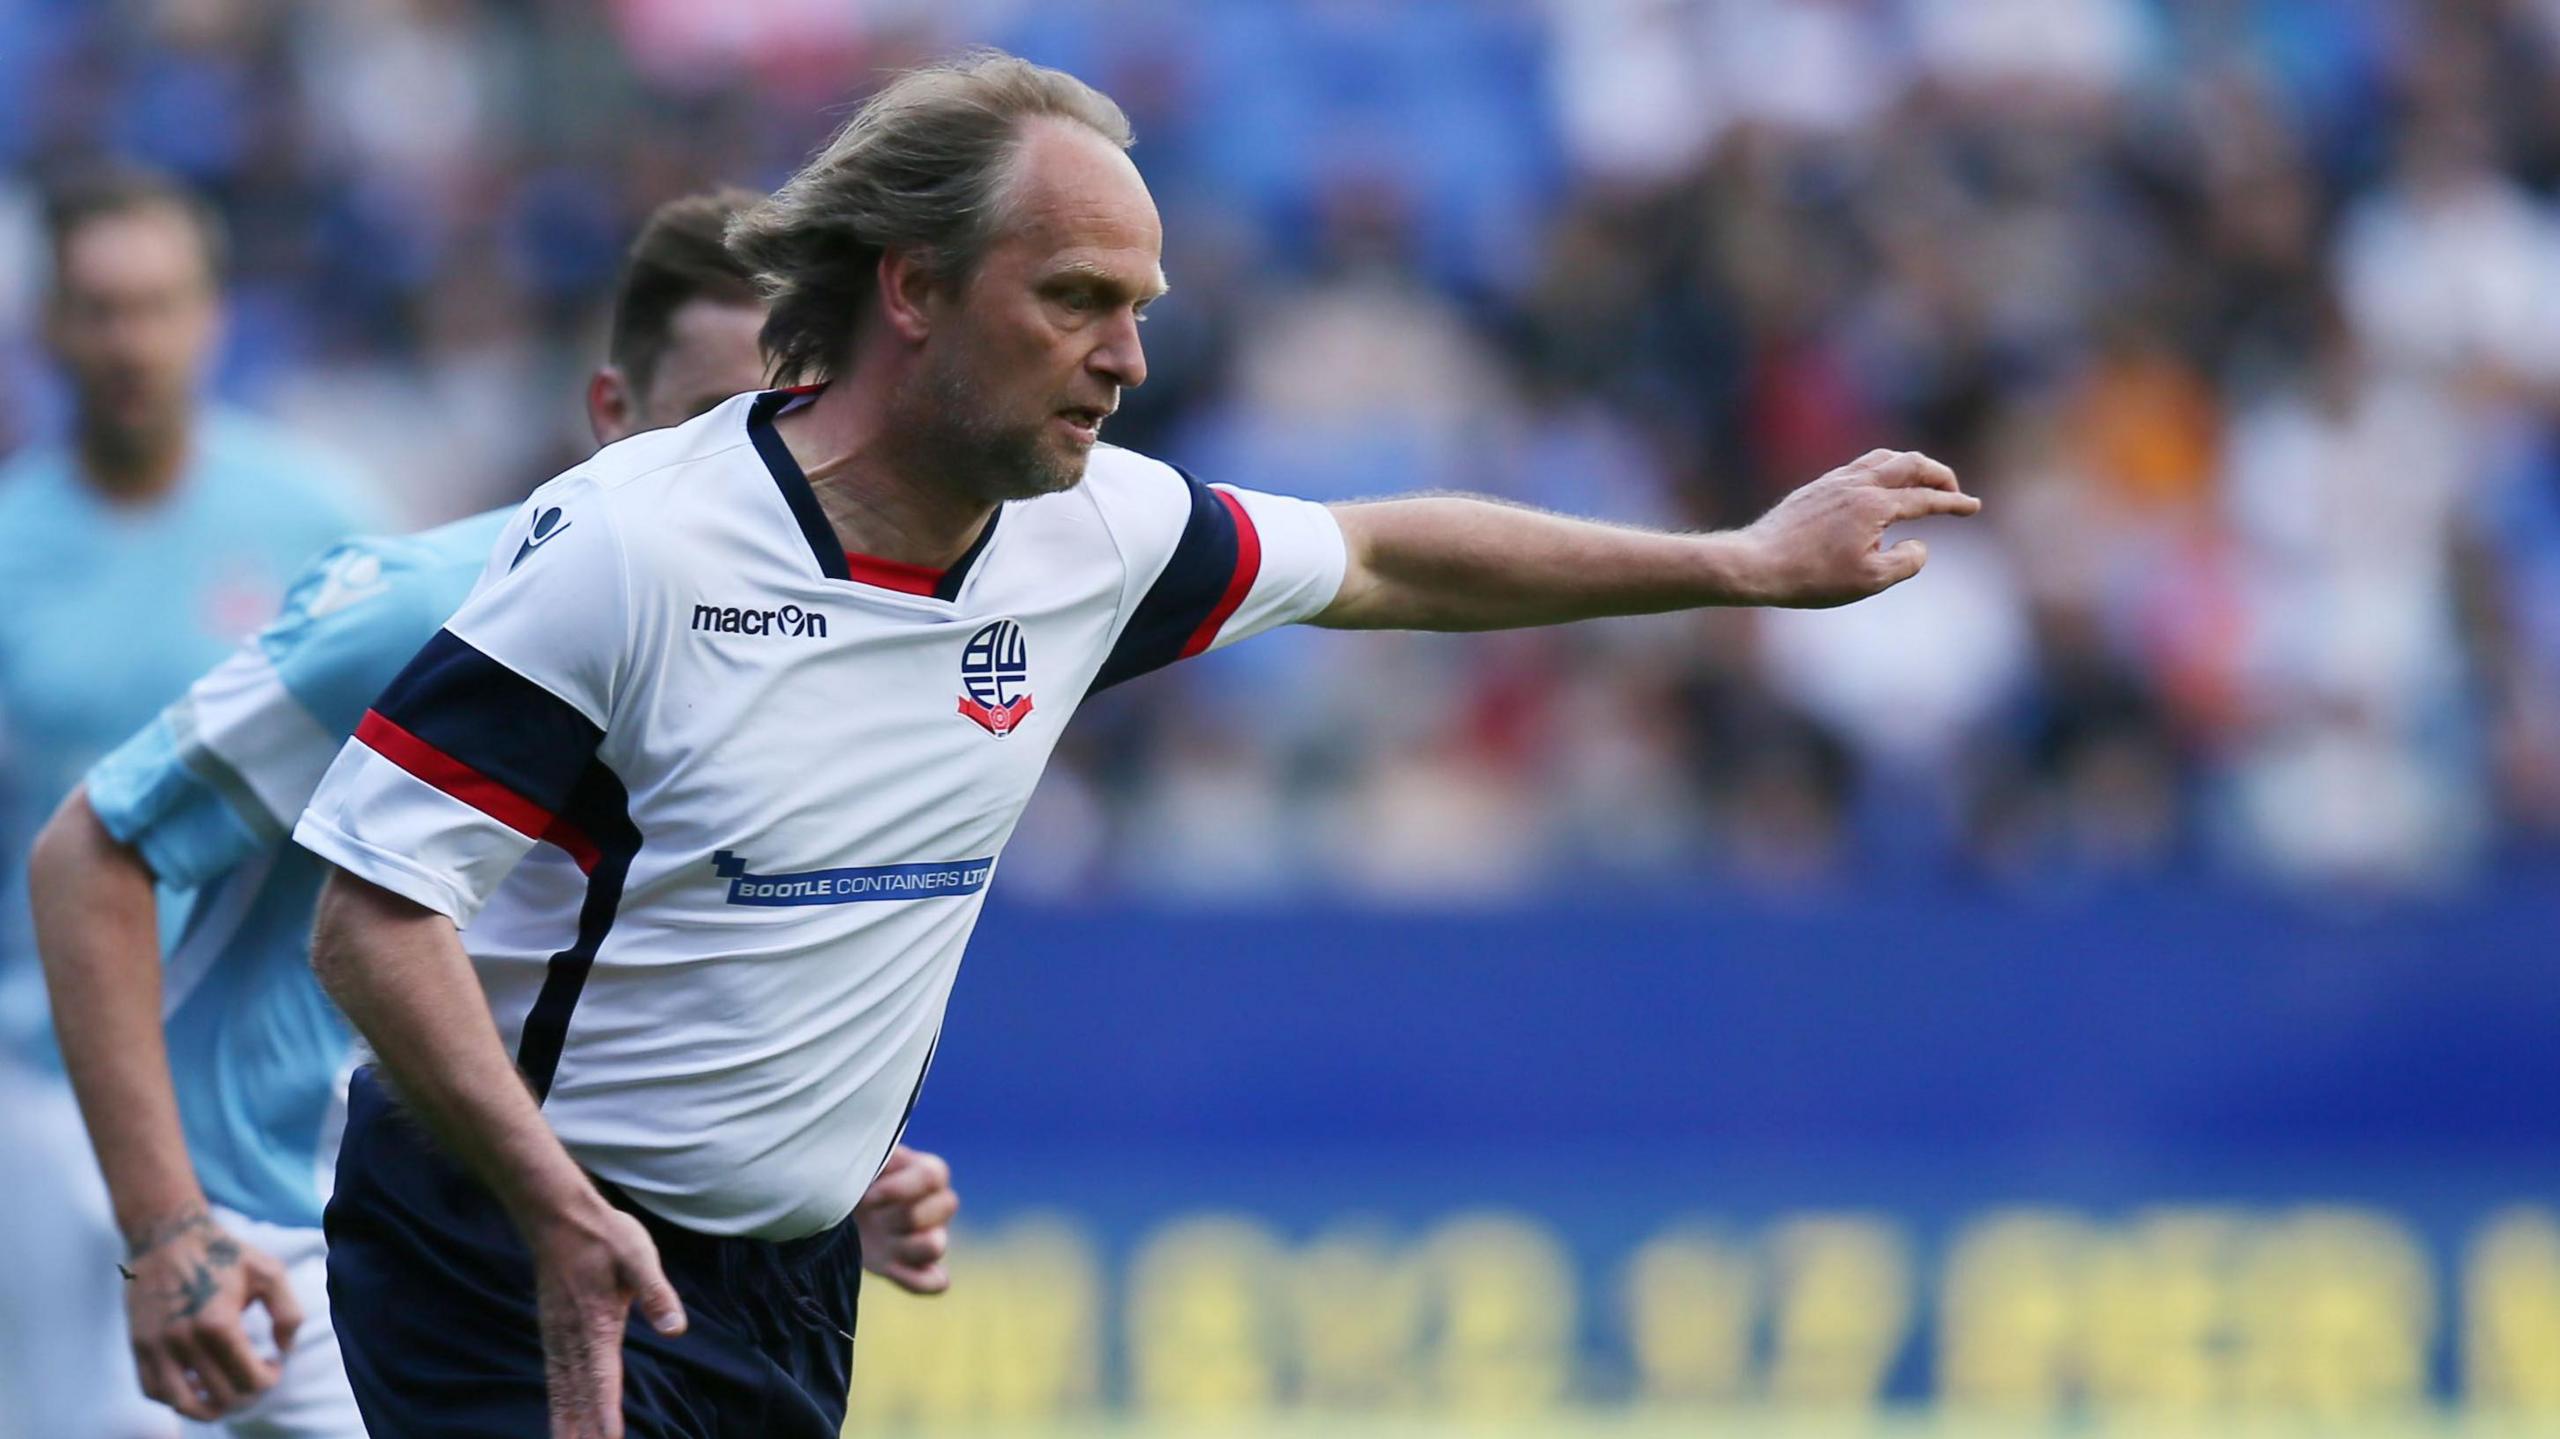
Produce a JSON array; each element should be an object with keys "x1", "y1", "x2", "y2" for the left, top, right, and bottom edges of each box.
[{"x1": 325, "y1": 1068, "x2": 862, "y2": 1437}]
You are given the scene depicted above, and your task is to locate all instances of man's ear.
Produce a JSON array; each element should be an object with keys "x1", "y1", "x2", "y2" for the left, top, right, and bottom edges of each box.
[
  {"x1": 587, "y1": 366, "x2": 636, "y2": 448},
  {"x1": 876, "y1": 248, "x2": 939, "y2": 345}
]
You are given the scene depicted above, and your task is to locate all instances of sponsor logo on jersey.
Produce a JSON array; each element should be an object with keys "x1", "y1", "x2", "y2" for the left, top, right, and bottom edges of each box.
[
  {"x1": 957, "y1": 618, "x2": 1033, "y2": 736},
  {"x1": 691, "y1": 602, "x2": 829, "y2": 639},
  {"x1": 711, "y1": 850, "x2": 993, "y2": 906},
  {"x1": 510, "y1": 506, "x2": 572, "y2": 570}
]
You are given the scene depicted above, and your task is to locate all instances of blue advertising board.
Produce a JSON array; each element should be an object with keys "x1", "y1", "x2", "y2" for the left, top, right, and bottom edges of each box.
[{"x1": 849, "y1": 878, "x2": 2560, "y2": 1427}]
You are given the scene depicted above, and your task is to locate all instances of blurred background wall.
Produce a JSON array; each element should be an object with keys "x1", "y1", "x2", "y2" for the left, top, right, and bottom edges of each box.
[{"x1": 4, "y1": 0, "x2": 2558, "y2": 1432}]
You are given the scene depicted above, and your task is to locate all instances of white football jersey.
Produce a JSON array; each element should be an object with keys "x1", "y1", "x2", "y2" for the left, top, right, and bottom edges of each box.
[{"x1": 294, "y1": 389, "x2": 1345, "y2": 1238}]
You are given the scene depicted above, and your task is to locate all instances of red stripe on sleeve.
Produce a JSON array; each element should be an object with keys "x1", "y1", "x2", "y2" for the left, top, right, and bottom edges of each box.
[
  {"x1": 1178, "y1": 489, "x2": 1263, "y2": 659},
  {"x1": 354, "y1": 710, "x2": 556, "y2": 839},
  {"x1": 540, "y1": 817, "x2": 601, "y2": 874}
]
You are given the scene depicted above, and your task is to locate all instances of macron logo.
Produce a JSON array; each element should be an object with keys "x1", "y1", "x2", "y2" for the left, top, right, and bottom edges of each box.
[{"x1": 692, "y1": 602, "x2": 829, "y2": 639}]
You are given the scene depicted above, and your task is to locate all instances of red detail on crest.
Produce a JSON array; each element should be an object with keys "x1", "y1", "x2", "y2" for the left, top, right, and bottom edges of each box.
[{"x1": 957, "y1": 693, "x2": 1035, "y2": 736}]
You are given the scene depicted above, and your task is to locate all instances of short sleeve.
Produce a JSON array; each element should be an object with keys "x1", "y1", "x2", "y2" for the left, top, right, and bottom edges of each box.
[
  {"x1": 293, "y1": 484, "x2": 629, "y2": 924},
  {"x1": 85, "y1": 710, "x2": 270, "y2": 892},
  {"x1": 87, "y1": 537, "x2": 457, "y2": 890},
  {"x1": 1090, "y1": 467, "x2": 1346, "y2": 692}
]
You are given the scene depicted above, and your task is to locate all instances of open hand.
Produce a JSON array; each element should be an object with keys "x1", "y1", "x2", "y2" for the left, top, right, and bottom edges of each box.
[
  {"x1": 854, "y1": 1145, "x2": 959, "y2": 1295},
  {"x1": 122, "y1": 1207, "x2": 303, "y2": 1421},
  {"x1": 532, "y1": 1199, "x2": 686, "y2": 1439},
  {"x1": 1736, "y1": 449, "x2": 1980, "y2": 608}
]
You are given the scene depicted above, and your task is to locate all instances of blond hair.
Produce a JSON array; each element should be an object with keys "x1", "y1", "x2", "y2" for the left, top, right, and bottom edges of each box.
[{"x1": 726, "y1": 50, "x2": 1134, "y2": 384}]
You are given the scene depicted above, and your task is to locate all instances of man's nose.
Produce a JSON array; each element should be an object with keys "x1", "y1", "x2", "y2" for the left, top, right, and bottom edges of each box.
[{"x1": 1088, "y1": 310, "x2": 1147, "y2": 391}]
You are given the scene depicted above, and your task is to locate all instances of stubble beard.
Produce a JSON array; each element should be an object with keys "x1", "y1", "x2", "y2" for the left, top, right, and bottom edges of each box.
[{"x1": 905, "y1": 350, "x2": 1089, "y2": 505}]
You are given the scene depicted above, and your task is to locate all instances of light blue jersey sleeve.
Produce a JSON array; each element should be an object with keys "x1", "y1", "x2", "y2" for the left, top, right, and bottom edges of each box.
[{"x1": 85, "y1": 513, "x2": 511, "y2": 891}]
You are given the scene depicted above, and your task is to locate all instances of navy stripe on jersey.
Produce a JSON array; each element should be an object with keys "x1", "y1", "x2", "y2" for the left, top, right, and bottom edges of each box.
[
  {"x1": 748, "y1": 389, "x2": 853, "y2": 583},
  {"x1": 877, "y1": 1026, "x2": 941, "y2": 1180},
  {"x1": 933, "y1": 510, "x2": 1001, "y2": 602},
  {"x1": 1090, "y1": 466, "x2": 1256, "y2": 693},
  {"x1": 515, "y1": 758, "x2": 639, "y2": 1102},
  {"x1": 370, "y1": 631, "x2": 603, "y2": 820}
]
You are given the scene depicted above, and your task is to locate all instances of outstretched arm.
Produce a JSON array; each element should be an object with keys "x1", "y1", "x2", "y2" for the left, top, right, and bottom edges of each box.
[
  {"x1": 29, "y1": 789, "x2": 304, "y2": 1421},
  {"x1": 1315, "y1": 449, "x2": 1977, "y2": 631}
]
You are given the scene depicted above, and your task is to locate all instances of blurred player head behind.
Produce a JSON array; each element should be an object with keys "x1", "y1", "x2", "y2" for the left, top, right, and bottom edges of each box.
[
  {"x1": 590, "y1": 187, "x2": 769, "y2": 447},
  {"x1": 41, "y1": 167, "x2": 225, "y2": 497},
  {"x1": 726, "y1": 49, "x2": 1165, "y2": 503}
]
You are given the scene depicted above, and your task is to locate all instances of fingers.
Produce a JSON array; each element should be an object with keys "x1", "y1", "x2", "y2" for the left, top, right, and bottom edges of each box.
[
  {"x1": 862, "y1": 1147, "x2": 952, "y2": 1209},
  {"x1": 878, "y1": 1219, "x2": 952, "y2": 1271},
  {"x1": 247, "y1": 1251, "x2": 305, "y2": 1361},
  {"x1": 589, "y1": 1310, "x2": 627, "y2": 1439},
  {"x1": 635, "y1": 1272, "x2": 687, "y2": 1337},
  {"x1": 881, "y1": 1255, "x2": 952, "y2": 1296},
  {"x1": 541, "y1": 1209, "x2": 682, "y2": 1439},
  {"x1": 858, "y1": 1146, "x2": 960, "y2": 1292},
  {"x1": 544, "y1": 1303, "x2": 628, "y2": 1439},
  {"x1": 163, "y1": 1333, "x2": 245, "y2": 1415},
  {"x1": 905, "y1": 1223, "x2": 952, "y2": 1268},
  {"x1": 626, "y1": 1242, "x2": 687, "y2": 1338},
  {"x1": 1886, "y1": 487, "x2": 1982, "y2": 521},
  {"x1": 899, "y1": 1185, "x2": 960, "y2": 1233},
  {"x1": 1876, "y1": 537, "x2": 1929, "y2": 587},
  {"x1": 134, "y1": 1342, "x2": 220, "y2": 1422},
  {"x1": 857, "y1": 1144, "x2": 959, "y2": 1289},
  {"x1": 870, "y1": 1167, "x2": 954, "y2": 1293},
  {"x1": 1863, "y1": 448, "x2": 1955, "y2": 491},
  {"x1": 188, "y1": 1313, "x2": 281, "y2": 1411}
]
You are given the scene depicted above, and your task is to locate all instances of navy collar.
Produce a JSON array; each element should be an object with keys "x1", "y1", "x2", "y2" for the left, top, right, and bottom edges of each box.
[{"x1": 745, "y1": 388, "x2": 997, "y2": 603}]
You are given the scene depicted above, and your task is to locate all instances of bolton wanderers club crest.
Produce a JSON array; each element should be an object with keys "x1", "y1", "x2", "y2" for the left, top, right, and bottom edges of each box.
[{"x1": 958, "y1": 619, "x2": 1033, "y2": 737}]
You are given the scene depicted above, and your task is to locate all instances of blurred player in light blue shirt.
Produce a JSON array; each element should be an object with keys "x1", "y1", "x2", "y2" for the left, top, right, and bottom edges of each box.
[
  {"x1": 0, "y1": 168, "x2": 379, "y2": 1439},
  {"x1": 0, "y1": 174, "x2": 379, "y2": 1060},
  {"x1": 26, "y1": 191, "x2": 962, "y2": 1436}
]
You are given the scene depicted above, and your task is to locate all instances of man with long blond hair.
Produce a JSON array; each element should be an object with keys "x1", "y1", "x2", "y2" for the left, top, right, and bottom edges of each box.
[{"x1": 302, "y1": 50, "x2": 1975, "y2": 1438}]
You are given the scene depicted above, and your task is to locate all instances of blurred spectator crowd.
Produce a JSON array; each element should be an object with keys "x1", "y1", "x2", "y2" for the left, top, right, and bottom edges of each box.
[{"x1": 5, "y1": 0, "x2": 2560, "y2": 899}]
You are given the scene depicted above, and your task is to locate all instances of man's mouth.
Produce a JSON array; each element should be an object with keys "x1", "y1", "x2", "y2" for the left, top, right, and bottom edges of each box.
[{"x1": 1055, "y1": 405, "x2": 1111, "y2": 443}]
